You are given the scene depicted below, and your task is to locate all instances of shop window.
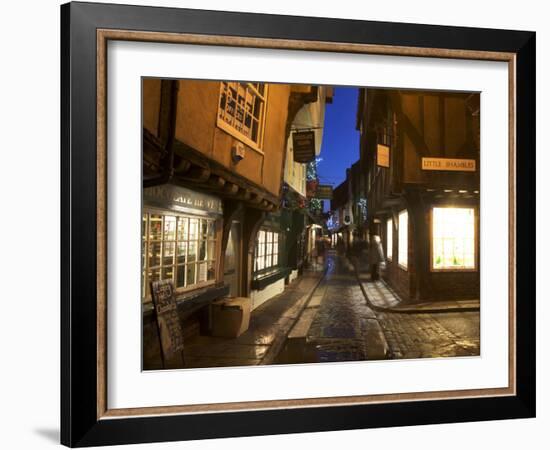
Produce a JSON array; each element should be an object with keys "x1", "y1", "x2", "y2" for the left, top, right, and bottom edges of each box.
[
  {"x1": 254, "y1": 229, "x2": 280, "y2": 276},
  {"x1": 432, "y1": 207, "x2": 475, "y2": 270},
  {"x1": 142, "y1": 213, "x2": 217, "y2": 302},
  {"x1": 217, "y1": 82, "x2": 267, "y2": 150},
  {"x1": 398, "y1": 210, "x2": 408, "y2": 269},
  {"x1": 386, "y1": 218, "x2": 393, "y2": 261}
]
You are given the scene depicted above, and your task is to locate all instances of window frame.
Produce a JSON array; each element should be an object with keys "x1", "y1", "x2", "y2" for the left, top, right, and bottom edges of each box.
[
  {"x1": 386, "y1": 217, "x2": 393, "y2": 261},
  {"x1": 397, "y1": 209, "x2": 408, "y2": 270},
  {"x1": 216, "y1": 81, "x2": 268, "y2": 153},
  {"x1": 142, "y1": 209, "x2": 219, "y2": 303},
  {"x1": 430, "y1": 206, "x2": 478, "y2": 272},
  {"x1": 253, "y1": 228, "x2": 281, "y2": 279}
]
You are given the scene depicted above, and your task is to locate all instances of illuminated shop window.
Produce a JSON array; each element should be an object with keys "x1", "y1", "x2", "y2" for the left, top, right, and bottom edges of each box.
[
  {"x1": 217, "y1": 82, "x2": 267, "y2": 150},
  {"x1": 386, "y1": 218, "x2": 393, "y2": 261},
  {"x1": 254, "y1": 229, "x2": 280, "y2": 276},
  {"x1": 432, "y1": 207, "x2": 475, "y2": 270},
  {"x1": 398, "y1": 210, "x2": 408, "y2": 269},
  {"x1": 142, "y1": 213, "x2": 217, "y2": 302}
]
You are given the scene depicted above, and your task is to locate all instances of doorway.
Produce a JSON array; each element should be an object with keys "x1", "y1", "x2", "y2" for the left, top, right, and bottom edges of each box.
[{"x1": 223, "y1": 221, "x2": 242, "y2": 297}]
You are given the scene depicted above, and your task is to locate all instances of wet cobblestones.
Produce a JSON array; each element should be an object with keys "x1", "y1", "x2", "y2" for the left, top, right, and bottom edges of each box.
[
  {"x1": 377, "y1": 311, "x2": 480, "y2": 359},
  {"x1": 299, "y1": 252, "x2": 479, "y2": 362},
  {"x1": 287, "y1": 255, "x2": 388, "y2": 362}
]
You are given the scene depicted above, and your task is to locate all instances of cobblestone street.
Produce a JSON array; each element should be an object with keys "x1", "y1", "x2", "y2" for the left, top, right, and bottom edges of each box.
[
  {"x1": 276, "y1": 251, "x2": 388, "y2": 364},
  {"x1": 376, "y1": 311, "x2": 480, "y2": 359},
  {"x1": 276, "y1": 250, "x2": 480, "y2": 364}
]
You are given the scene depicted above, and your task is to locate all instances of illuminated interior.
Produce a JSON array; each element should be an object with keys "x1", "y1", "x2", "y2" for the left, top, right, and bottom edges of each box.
[
  {"x1": 386, "y1": 218, "x2": 393, "y2": 260},
  {"x1": 398, "y1": 210, "x2": 408, "y2": 268},
  {"x1": 432, "y1": 207, "x2": 475, "y2": 270}
]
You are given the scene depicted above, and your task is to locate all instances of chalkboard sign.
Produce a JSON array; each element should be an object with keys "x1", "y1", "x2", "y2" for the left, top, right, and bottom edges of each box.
[
  {"x1": 150, "y1": 280, "x2": 185, "y2": 363},
  {"x1": 292, "y1": 130, "x2": 316, "y2": 163}
]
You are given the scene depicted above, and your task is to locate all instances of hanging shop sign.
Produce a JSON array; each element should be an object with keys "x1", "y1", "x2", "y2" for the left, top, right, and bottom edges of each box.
[
  {"x1": 144, "y1": 184, "x2": 223, "y2": 216},
  {"x1": 315, "y1": 184, "x2": 333, "y2": 200},
  {"x1": 377, "y1": 144, "x2": 390, "y2": 168},
  {"x1": 292, "y1": 130, "x2": 316, "y2": 163},
  {"x1": 306, "y1": 179, "x2": 319, "y2": 198},
  {"x1": 421, "y1": 157, "x2": 476, "y2": 172}
]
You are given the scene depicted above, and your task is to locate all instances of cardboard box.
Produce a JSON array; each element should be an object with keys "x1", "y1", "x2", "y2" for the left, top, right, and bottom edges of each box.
[{"x1": 211, "y1": 297, "x2": 251, "y2": 338}]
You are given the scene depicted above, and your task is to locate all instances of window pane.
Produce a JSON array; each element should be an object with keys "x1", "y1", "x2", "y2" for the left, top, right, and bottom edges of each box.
[
  {"x1": 258, "y1": 231, "x2": 265, "y2": 256},
  {"x1": 164, "y1": 216, "x2": 177, "y2": 240},
  {"x1": 177, "y1": 217, "x2": 188, "y2": 241},
  {"x1": 207, "y1": 221, "x2": 216, "y2": 239},
  {"x1": 189, "y1": 219, "x2": 199, "y2": 240},
  {"x1": 163, "y1": 242, "x2": 175, "y2": 266},
  {"x1": 432, "y1": 207, "x2": 475, "y2": 269},
  {"x1": 198, "y1": 262, "x2": 208, "y2": 282},
  {"x1": 386, "y1": 219, "x2": 393, "y2": 260},
  {"x1": 187, "y1": 241, "x2": 197, "y2": 263},
  {"x1": 142, "y1": 271, "x2": 147, "y2": 299},
  {"x1": 398, "y1": 210, "x2": 408, "y2": 268},
  {"x1": 149, "y1": 242, "x2": 161, "y2": 268},
  {"x1": 186, "y1": 264, "x2": 196, "y2": 286},
  {"x1": 199, "y1": 240, "x2": 207, "y2": 261},
  {"x1": 201, "y1": 220, "x2": 208, "y2": 238},
  {"x1": 161, "y1": 266, "x2": 174, "y2": 281},
  {"x1": 142, "y1": 214, "x2": 147, "y2": 240},
  {"x1": 176, "y1": 242, "x2": 187, "y2": 264},
  {"x1": 207, "y1": 261, "x2": 216, "y2": 281},
  {"x1": 141, "y1": 241, "x2": 146, "y2": 270},
  {"x1": 149, "y1": 268, "x2": 160, "y2": 283},
  {"x1": 257, "y1": 255, "x2": 265, "y2": 271},
  {"x1": 176, "y1": 265, "x2": 185, "y2": 288},
  {"x1": 149, "y1": 215, "x2": 162, "y2": 240}
]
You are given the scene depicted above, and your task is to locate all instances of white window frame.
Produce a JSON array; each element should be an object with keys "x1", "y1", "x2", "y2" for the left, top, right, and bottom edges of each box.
[
  {"x1": 386, "y1": 218, "x2": 393, "y2": 261},
  {"x1": 142, "y1": 210, "x2": 218, "y2": 303},
  {"x1": 431, "y1": 206, "x2": 477, "y2": 272},
  {"x1": 398, "y1": 210, "x2": 408, "y2": 270},
  {"x1": 254, "y1": 229, "x2": 280, "y2": 276},
  {"x1": 217, "y1": 81, "x2": 268, "y2": 153}
]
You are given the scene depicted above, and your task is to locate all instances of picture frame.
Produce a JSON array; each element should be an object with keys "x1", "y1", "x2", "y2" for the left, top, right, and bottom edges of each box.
[{"x1": 60, "y1": 1, "x2": 535, "y2": 447}]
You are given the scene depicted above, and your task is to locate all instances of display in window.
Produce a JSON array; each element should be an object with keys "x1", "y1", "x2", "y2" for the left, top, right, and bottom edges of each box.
[
  {"x1": 141, "y1": 213, "x2": 218, "y2": 300},
  {"x1": 432, "y1": 207, "x2": 475, "y2": 270}
]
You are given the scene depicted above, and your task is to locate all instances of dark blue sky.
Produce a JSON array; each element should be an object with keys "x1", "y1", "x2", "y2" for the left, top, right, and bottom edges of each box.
[{"x1": 317, "y1": 87, "x2": 360, "y2": 190}]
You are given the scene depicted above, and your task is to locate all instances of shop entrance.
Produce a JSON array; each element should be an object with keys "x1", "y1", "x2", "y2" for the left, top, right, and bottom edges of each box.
[{"x1": 224, "y1": 221, "x2": 242, "y2": 297}]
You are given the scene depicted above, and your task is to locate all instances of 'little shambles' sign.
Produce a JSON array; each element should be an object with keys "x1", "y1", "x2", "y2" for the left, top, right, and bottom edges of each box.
[{"x1": 421, "y1": 157, "x2": 476, "y2": 172}]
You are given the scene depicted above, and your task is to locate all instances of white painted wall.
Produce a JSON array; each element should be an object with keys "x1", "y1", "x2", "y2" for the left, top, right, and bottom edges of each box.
[
  {"x1": 250, "y1": 278, "x2": 286, "y2": 310},
  {"x1": 288, "y1": 269, "x2": 299, "y2": 283}
]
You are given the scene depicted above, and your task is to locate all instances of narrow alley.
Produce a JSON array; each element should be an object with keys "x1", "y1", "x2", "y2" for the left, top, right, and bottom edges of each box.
[{"x1": 275, "y1": 250, "x2": 480, "y2": 365}]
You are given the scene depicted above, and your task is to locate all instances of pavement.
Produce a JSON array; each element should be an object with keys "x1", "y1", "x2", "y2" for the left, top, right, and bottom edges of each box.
[
  {"x1": 351, "y1": 257, "x2": 480, "y2": 313},
  {"x1": 181, "y1": 267, "x2": 325, "y2": 368},
  {"x1": 348, "y1": 255, "x2": 480, "y2": 359}
]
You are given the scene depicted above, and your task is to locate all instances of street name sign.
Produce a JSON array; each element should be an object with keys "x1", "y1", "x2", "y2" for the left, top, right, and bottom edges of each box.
[{"x1": 421, "y1": 157, "x2": 476, "y2": 172}]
